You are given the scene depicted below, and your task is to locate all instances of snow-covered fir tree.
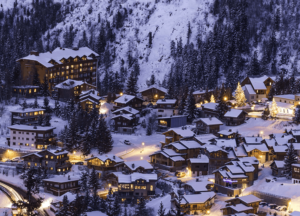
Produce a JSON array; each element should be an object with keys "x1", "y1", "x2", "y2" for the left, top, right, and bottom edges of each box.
[
  {"x1": 210, "y1": 94, "x2": 216, "y2": 103},
  {"x1": 284, "y1": 143, "x2": 298, "y2": 179},
  {"x1": 184, "y1": 87, "x2": 196, "y2": 122},
  {"x1": 270, "y1": 98, "x2": 278, "y2": 118},
  {"x1": 294, "y1": 105, "x2": 300, "y2": 124}
]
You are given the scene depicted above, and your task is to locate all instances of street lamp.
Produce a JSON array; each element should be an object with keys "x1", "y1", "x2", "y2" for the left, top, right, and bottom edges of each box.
[{"x1": 141, "y1": 157, "x2": 143, "y2": 160}]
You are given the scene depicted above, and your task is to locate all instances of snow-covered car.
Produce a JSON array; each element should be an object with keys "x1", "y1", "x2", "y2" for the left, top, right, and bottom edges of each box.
[
  {"x1": 259, "y1": 202, "x2": 268, "y2": 207},
  {"x1": 276, "y1": 206, "x2": 287, "y2": 211},
  {"x1": 269, "y1": 204, "x2": 277, "y2": 209},
  {"x1": 124, "y1": 140, "x2": 131, "y2": 145}
]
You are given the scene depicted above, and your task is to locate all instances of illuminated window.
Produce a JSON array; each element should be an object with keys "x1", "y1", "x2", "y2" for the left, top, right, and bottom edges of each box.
[
  {"x1": 66, "y1": 66, "x2": 69, "y2": 69},
  {"x1": 135, "y1": 186, "x2": 141, "y2": 189},
  {"x1": 50, "y1": 167, "x2": 53, "y2": 170},
  {"x1": 51, "y1": 156, "x2": 53, "y2": 159},
  {"x1": 58, "y1": 169, "x2": 61, "y2": 172},
  {"x1": 34, "y1": 89, "x2": 36, "y2": 93},
  {"x1": 150, "y1": 185, "x2": 153, "y2": 191},
  {"x1": 34, "y1": 112, "x2": 38, "y2": 115},
  {"x1": 28, "y1": 162, "x2": 31, "y2": 166},
  {"x1": 29, "y1": 89, "x2": 32, "y2": 94},
  {"x1": 46, "y1": 155, "x2": 48, "y2": 159},
  {"x1": 57, "y1": 156, "x2": 59, "y2": 159},
  {"x1": 35, "y1": 163, "x2": 37, "y2": 166}
]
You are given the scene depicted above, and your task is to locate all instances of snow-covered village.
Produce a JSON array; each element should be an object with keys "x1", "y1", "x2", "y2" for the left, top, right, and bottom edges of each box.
[{"x1": 2, "y1": 0, "x2": 300, "y2": 216}]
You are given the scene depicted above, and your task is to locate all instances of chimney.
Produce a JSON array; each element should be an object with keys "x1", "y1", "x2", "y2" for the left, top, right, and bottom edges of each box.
[
  {"x1": 209, "y1": 116, "x2": 212, "y2": 120},
  {"x1": 113, "y1": 155, "x2": 116, "y2": 159},
  {"x1": 72, "y1": 47, "x2": 79, "y2": 51},
  {"x1": 129, "y1": 107, "x2": 132, "y2": 111},
  {"x1": 68, "y1": 175, "x2": 70, "y2": 180},
  {"x1": 235, "y1": 147, "x2": 237, "y2": 152},
  {"x1": 33, "y1": 126, "x2": 37, "y2": 129},
  {"x1": 132, "y1": 164, "x2": 135, "y2": 169},
  {"x1": 196, "y1": 178, "x2": 199, "y2": 182},
  {"x1": 30, "y1": 51, "x2": 39, "y2": 56},
  {"x1": 229, "y1": 129, "x2": 232, "y2": 132},
  {"x1": 125, "y1": 97, "x2": 128, "y2": 101}
]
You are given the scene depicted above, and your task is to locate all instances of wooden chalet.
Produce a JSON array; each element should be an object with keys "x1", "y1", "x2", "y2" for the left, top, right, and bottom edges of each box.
[
  {"x1": 157, "y1": 115, "x2": 187, "y2": 132},
  {"x1": 201, "y1": 103, "x2": 219, "y2": 118},
  {"x1": 270, "y1": 160, "x2": 285, "y2": 177},
  {"x1": 171, "y1": 190, "x2": 216, "y2": 215},
  {"x1": 43, "y1": 175, "x2": 80, "y2": 196},
  {"x1": 223, "y1": 109, "x2": 247, "y2": 126},
  {"x1": 273, "y1": 145, "x2": 288, "y2": 160},
  {"x1": 22, "y1": 149, "x2": 71, "y2": 174},
  {"x1": 79, "y1": 89, "x2": 101, "y2": 112},
  {"x1": 10, "y1": 108, "x2": 45, "y2": 125},
  {"x1": 85, "y1": 154, "x2": 123, "y2": 171},
  {"x1": 112, "y1": 107, "x2": 139, "y2": 134},
  {"x1": 17, "y1": 47, "x2": 99, "y2": 91},
  {"x1": 221, "y1": 195, "x2": 262, "y2": 215},
  {"x1": 183, "y1": 180, "x2": 214, "y2": 194},
  {"x1": 139, "y1": 85, "x2": 167, "y2": 102},
  {"x1": 54, "y1": 79, "x2": 96, "y2": 102},
  {"x1": 150, "y1": 149, "x2": 186, "y2": 172},
  {"x1": 160, "y1": 127, "x2": 194, "y2": 146},
  {"x1": 242, "y1": 142, "x2": 269, "y2": 163},
  {"x1": 156, "y1": 99, "x2": 178, "y2": 117},
  {"x1": 114, "y1": 94, "x2": 143, "y2": 109},
  {"x1": 194, "y1": 117, "x2": 223, "y2": 134},
  {"x1": 292, "y1": 164, "x2": 300, "y2": 184},
  {"x1": 193, "y1": 89, "x2": 214, "y2": 102},
  {"x1": 115, "y1": 160, "x2": 154, "y2": 174},
  {"x1": 12, "y1": 85, "x2": 40, "y2": 98},
  {"x1": 108, "y1": 172, "x2": 157, "y2": 203},
  {"x1": 165, "y1": 140, "x2": 202, "y2": 159},
  {"x1": 217, "y1": 129, "x2": 237, "y2": 139},
  {"x1": 187, "y1": 155, "x2": 209, "y2": 177}
]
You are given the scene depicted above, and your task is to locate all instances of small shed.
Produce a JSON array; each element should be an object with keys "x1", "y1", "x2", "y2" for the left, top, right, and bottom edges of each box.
[
  {"x1": 194, "y1": 117, "x2": 223, "y2": 134},
  {"x1": 270, "y1": 160, "x2": 285, "y2": 177}
]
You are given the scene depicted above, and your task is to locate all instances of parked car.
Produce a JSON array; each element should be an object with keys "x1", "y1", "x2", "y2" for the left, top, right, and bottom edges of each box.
[
  {"x1": 276, "y1": 206, "x2": 287, "y2": 211},
  {"x1": 124, "y1": 140, "x2": 131, "y2": 145},
  {"x1": 175, "y1": 171, "x2": 186, "y2": 178},
  {"x1": 259, "y1": 202, "x2": 268, "y2": 207},
  {"x1": 269, "y1": 204, "x2": 277, "y2": 209}
]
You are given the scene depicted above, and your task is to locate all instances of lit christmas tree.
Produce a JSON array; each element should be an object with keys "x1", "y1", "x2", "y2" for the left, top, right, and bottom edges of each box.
[
  {"x1": 234, "y1": 82, "x2": 246, "y2": 107},
  {"x1": 270, "y1": 98, "x2": 278, "y2": 117},
  {"x1": 210, "y1": 95, "x2": 216, "y2": 103}
]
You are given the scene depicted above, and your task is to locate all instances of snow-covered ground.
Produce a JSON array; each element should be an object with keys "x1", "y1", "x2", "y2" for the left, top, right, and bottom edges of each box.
[{"x1": 0, "y1": 190, "x2": 12, "y2": 208}]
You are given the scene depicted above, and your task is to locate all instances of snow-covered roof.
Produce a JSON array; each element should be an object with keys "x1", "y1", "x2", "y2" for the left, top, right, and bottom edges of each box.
[
  {"x1": 218, "y1": 129, "x2": 236, "y2": 136},
  {"x1": 179, "y1": 140, "x2": 202, "y2": 149},
  {"x1": 194, "y1": 134, "x2": 217, "y2": 144},
  {"x1": 55, "y1": 79, "x2": 95, "y2": 89},
  {"x1": 44, "y1": 149, "x2": 69, "y2": 156},
  {"x1": 231, "y1": 195, "x2": 262, "y2": 204},
  {"x1": 17, "y1": 47, "x2": 99, "y2": 68},
  {"x1": 79, "y1": 89, "x2": 101, "y2": 101},
  {"x1": 244, "y1": 84, "x2": 256, "y2": 95},
  {"x1": 275, "y1": 137, "x2": 293, "y2": 145},
  {"x1": 244, "y1": 137, "x2": 262, "y2": 144},
  {"x1": 291, "y1": 130, "x2": 300, "y2": 136},
  {"x1": 123, "y1": 160, "x2": 153, "y2": 171},
  {"x1": 243, "y1": 143, "x2": 269, "y2": 152},
  {"x1": 226, "y1": 203, "x2": 253, "y2": 212},
  {"x1": 85, "y1": 154, "x2": 123, "y2": 163},
  {"x1": 170, "y1": 156, "x2": 185, "y2": 161},
  {"x1": 293, "y1": 164, "x2": 300, "y2": 168},
  {"x1": 274, "y1": 94, "x2": 295, "y2": 100},
  {"x1": 156, "y1": 115, "x2": 187, "y2": 119},
  {"x1": 264, "y1": 139, "x2": 277, "y2": 148},
  {"x1": 273, "y1": 146, "x2": 288, "y2": 153},
  {"x1": 249, "y1": 76, "x2": 269, "y2": 90},
  {"x1": 185, "y1": 180, "x2": 212, "y2": 192},
  {"x1": 112, "y1": 106, "x2": 139, "y2": 115},
  {"x1": 139, "y1": 84, "x2": 167, "y2": 94},
  {"x1": 86, "y1": 211, "x2": 107, "y2": 216},
  {"x1": 182, "y1": 192, "x2": 215, "y2": 204},
  {"x1": 216, "y1": 139, "x2": 237, "y2": 148},
  {"x1": 8, "y1": 125, "x2": 56, "y2": 131},
  {"x1": 232, "y1": 146, "x2": 248, "y2": 157},
  {"x1": 203, "y1": 144, "x2": 228, "y2": 153},
  {"x1": 167, "y1": 142, "x2": 187, "y2": 150},
  {"x1": 201, "y1": 103, "x2": 218, "y2": 111},
  {"x1": 196, "y1": 117, "x2": 223, "y2": 126},
  {"x1": 131, "y1": 173, "x2": 157, "y2": 182},
  {"x1": 226, "y1": 165, "x2": 244, "y2": 174},
  {"x1": 228, "y1": 150, "x2": 236, "y2": 159},
  {"x1": 193, "y1": 89, "x2": 213, "y2": 95},
  {"x1": 21, "y1": 152, "x2": 43, "y2": 158},
  {"x1": 156, "y1": 99, "x2": 177, "y2": 104},
  {"x1": 114, "y1": 94, "x2": 136, "y2": 104},
  {"x1": 293, "y1": 143, "x2": 300, "y2": 150},
  {"x1": 164, "y1": 127, "x2": 194, "y2": 137},
  {"x1": 43, "y1": 176, "x2": 80, "y2": 183},
  {"x1": 10, "y1": 108, "x2": 45, "y2": 113},
  {"x1": 237, "y1": 157, "x2": 259, "y2": 165},
  {"x1": 224, "y1": 109, "x2": 244, "y2": 118},
  {"x1": 188, "y1": 155, "x2": 209, "y2": 163},
  {"x1": 290, "y1": 211, "x2": 300, "y2": 216},
  {"x1": 111, "y1": 114, "x2": 134, "y2": 120},
  {"x1": 163, "y1": 149, "x2": 185, "y2": 157},
  {"x1": 271, "y1": 160, "x2": 285, "y2": 168}
]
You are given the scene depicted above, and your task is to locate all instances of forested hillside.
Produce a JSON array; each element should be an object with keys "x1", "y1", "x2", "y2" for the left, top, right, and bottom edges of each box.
[{"x1": 0, "y1": 0, "x2": 300, "y2": 101}]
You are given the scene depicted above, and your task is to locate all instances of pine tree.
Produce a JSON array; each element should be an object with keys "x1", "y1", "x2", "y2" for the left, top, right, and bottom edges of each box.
[
  {"x1": 41, "y1": 76, "x2": 49, "y2": 97},
  {"x1": 284, "y1": 143, "x2": 298, "y2": 179},
  {"x1": 178, "y1": 96, "x2": 186, "y2": 115},
  {"x1": 99, "y1": 198, "x2": 107, "y2": 213},
  {"x1": 102, "y1": 119, "x2": 114, "y2": 153},
  {"x1": 57, "y1": 195, "x2": 69, "y2": 216},
  {"x1": 83, "y1": 191, "x2": 90, "y2": 212},
  {"x1": 79, "y1": 171, "x2": 89, "y2": 191},
  {"x1": 184, "y1": 87, "x2": 196, "y2": 122},
  {"x1": 294, "y1": 105, "x2": 300, "y2": 124},
  {"x1": 270, "y1": 98, "x2": 278, "y2": 118},
  {"x1": 53, "y1": 100, "x2": 61, "y2": 116},
  {"x1": 150, "y1": 74, "x2": 156, "y2": 86},
  {"x1": 248, "y1": 51, "x2": 260, "y2": 76},
  {"x1": 42, "y1": 97, "x2": 52, "y2": 113},
  {"x1": 70, "y1": 193, "x2": 84, "y2": 216},
  {"x1": 33, "y1": 96, "x2": 39, "y2": 108},
  {"x1": 135, "y1": 198, "x2": 148, "y2": 216},
  {"x1": 216, "y1": 100, "x2": 228, "y2": 119},
  {"x1": 210, "y1": 95, "x2": 216, "y2": 103},
  {"x1": 157, "y1": 202, "x2": 166, "y2": 216},
  {"x1": 146, "y1": 120, "x2": 153, "y2": 136},
  {"x1": 21, "y1": 99, "x2": 28, "y2": 110},
  {"x1": 234, "y1": 82, "x2": 247, "y2": 107},
  {"x1": 125, "y1": 70, "x2": 138, "y2": 95},
  {"x1": 42, "y1": 114, "x2": 51, "y2": 126},
  {"x1": 112, "y1": 195, "x2": 122, "y2": 216},
  {"x1": 37, "y1": 115, "x2": 43, "y2": 126},
  {"x1": 89, "y1": 167, "x2": 99, "y2": 192}
]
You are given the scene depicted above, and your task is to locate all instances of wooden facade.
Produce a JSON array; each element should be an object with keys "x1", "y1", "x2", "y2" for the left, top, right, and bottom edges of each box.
[
  {"x1": 43, "y1": 176, "x2": 80, "y2": 196},
  {"x1": 222, "y1": 195, "x2": 261, "y2": 215},
  {"x1": 114, "y1": 97, "x2": 144, "y2": 109},
  {"x1": 187, "y1": 159, "x2": 208, "y2": 176},
  {"x1": 10, "y1": 108, "x2": 45, "y2": 125},
  {"x1": 292, "y1": 164, "x2": 300, "y2": 184},
  {"x1": 223, "y1": 110, "x2": 247, "y2": 126},
  {"x1": 202, "y1": 149, "x2": 230, "y2": 173},
  {"x1": 12, "y1": 86, "x2": 40, "y2": 98},
  {"x1": 195, "y1": 118, "x2": 223, "y2": 134},
  {"x1": 85, "y1": 156, "x2": 123, "y2": 171},
  {"x1": 17, "y1": 48, "x2": 99, "y2": 92},
  {"x1": 140, "y1": 86, "x2": 167, "y2": 102}
]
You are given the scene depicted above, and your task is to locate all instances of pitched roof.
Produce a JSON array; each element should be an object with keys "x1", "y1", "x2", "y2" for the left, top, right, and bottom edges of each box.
[
  {"x1": 274, "y1": 94, "x2": 295, "y2": 100},
  {"x1": 226, "y1": 203, "x2": 253, "y2": 212},
  {"x1": 179, "y1": 140, "x2": 202, "y2": 149},
  {"x1": 10, "y1": 108, "x2": 45, "y2": 113},
  {"x1": 17, "y1": 47, "x2": 99, "y2": 68},
  {"x1": 244, "y1": 84, "x2": 256, "y2": 95},
  {"x1": 113, "y1": 172, "x2": 157, "y2": 183},
  {"x1": 43, "y1": 176, "x2": 80, "y2": 183},
  {"x1": 182, "y1": 192, "x2": 215, "y2": 204},
  {"x1": 85, "y1": 154, "x2": 123, "y2": 163},
  {"x1": 111, "y1": 114, "x2": 134, "y2": 120},
  {"x1": 8, "y1": 125, "x2": 56, "y2": 131},
  {"x1": 243, "y1": 143, "x2": 269, "y2": 152},
  {"x1": 55, "y1": 79, "x2": 94, "y2": 89},
  {"x1": 139, "y1": 84, "x2": 167, "y2": 94},
  {"x1": 237, "y1": 195, "x2": 262, "y2": 204},
  {"x1": 188, "y1": 155, "x2": 209, "y2": 163},
  {"x1": 164, "y1": 127, "x2": 194, "y2": 137},
  {"x1": 271, "y1": 160, "x2": 285, "y2": 168},
  {"x1": 215, "y1": 139, "x2": 237, "y2": 148},
  {"x1": 224, "y1": 109, "x2": 245, "y2": 118},
  {"x1": 273, "y1": 145, "x2": 288, "y2": 153},
  {"x1": 218, "y1": 129, "x2": 236, "y2": 136},
  {"x1": 156, "y1": 99, "x2": 177, "y2": 104},
  {"x1": 114, "y1": 94, "x2": 136, "y2": 104},
  {"x1": 79, "y1": 89, "x2": 101, "y2": 101},
  {"x1": 123, "y1": 160, "x2": 153, "y2": 171},
  {"x1": 184, "y1": 180, "x2": 213, "y2": 192},
  {"x1": 249, "y1": 76, "x2": 269, "y2": 90},
  {"x1": 195, "y1": 117, "x2": 223, "y2": 126},
  {"x1": 244, "y1": 137, "x2": 262, "y2": 144},
  {"x1": 112, "y1": 106, "x2": 139, "y2": 115},
  {"x1": 201, "y1": 103, "x2": 218, "y2": 111}
]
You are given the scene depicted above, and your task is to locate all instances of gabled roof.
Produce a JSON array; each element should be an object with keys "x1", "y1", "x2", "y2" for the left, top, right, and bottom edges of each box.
[
  {"x1": 42, "y1": 149, "x2": 69, "y2": 156},
  {"x1": 111, "y1": 114, "x2": 134, "y2": 120},
  {"x1": 179, "y1": 140, "x2": 202, "y2": 149},
  {"x1": 201, "y1": 103, "x2": 218, "y2": 111},
  {"x1": 10, "y1": 108, "x2": 45, "y2": 113},
  {"x1": 273, "y1": 145, "x2": 288, "y2": 153},
  {"x1": 184, "y1": 180, "x2": 213, "y2": 192},
  {"x1": 215, "y1": 139, "x2": 237, "y2": 148},
  {"x1": 195, "y1": 117, "x2": 223, "y2": 126},
  {"x1": 8, "y1": 125, "x2": 56, "y2": 131},
  {"x1": 243, "y1": 84, "x2": 256, "y2": 95},
  {"x1": 112, "y1": 106, "x2": 139, "y2": 115},
  {"x1": 17, "y1": 47, "x2": 99, "y2": 67},
  {"x1": 230, "y1": 195, "x2": 262, "y2": 204},
  {"x1": 139, "y1": 84, "x2": 167, "y2": 94},
  {"x1": 21, "y1": 152, "x2": 43, "y2": 158},
  {"x1": 188, "y1": 155, "x2": 209, "y2": 163},
  {"x1": 222, "y1": 203, "x2": 253, "y2": 212},
  {"x1": 123, "y1": 160, "x2": 153, "y2": 171},
  {"x1": 79, "y1": 89, "x2": 101, "y2": 101},
  {"x1": 243, "y1": 143, "x2": 269, "y2": 152},
  {"x1": 114, "y1": 94, "x2": 137, "y2": 104},
  {"x1": 182, "y1": 192, "x2": 215, "y2": 204},
  {"x1": 43, "y1": 176, "x2": 80, "y2": 183},
  {"x1": 202, "y1": 144, "x2": 228, "y2": 154},
  {"x1": 244, "y1": 137, "x2": 262, "y2": 144},
  {"x1": 112, "y1": 172, "x2": 157, "y2": 183},
  {"x1": 270, "y1": 160, "x2": 285, "y2": 168},
  {"x1": 163, "y1": 127, "x2": 194, "y2": 138},
  {"x1": 273, "y1": 94, "x2": 295, "y2": 100},
  {"x1": 85, "y1": 154, "x2": 123, "y2": 163},
  {"x1": 193, "y1": 89, "x2": 213, "y2": 95},
  {"x1": 156, "y1": 99, "x2": 176, "y2": 104},
  {"x1": 248, "y1": 76, "x2": 270, "y2": 90},
  {"x1": 218, "y1": 129, "x2": 236, "y2": 136},
  {"x1": 166, "y1": 142, "x2": 187, "y2": 150},
  {"x1": 55, "y1": 79, "x2": 94, "y2": 89},
  {"x1": 224, "y1": 109, "x2": 246, "y2": 118}
]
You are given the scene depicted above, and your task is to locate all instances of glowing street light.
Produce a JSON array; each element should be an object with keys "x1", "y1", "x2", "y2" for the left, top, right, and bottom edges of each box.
[{"x1": 141, "y1": 157, "x2": 143, "y2": 160}]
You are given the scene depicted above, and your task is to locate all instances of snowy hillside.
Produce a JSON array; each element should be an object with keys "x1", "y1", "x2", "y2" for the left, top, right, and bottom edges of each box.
[{"x1": 43, "y1": 0, "x2": 214, "y2": 88}]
